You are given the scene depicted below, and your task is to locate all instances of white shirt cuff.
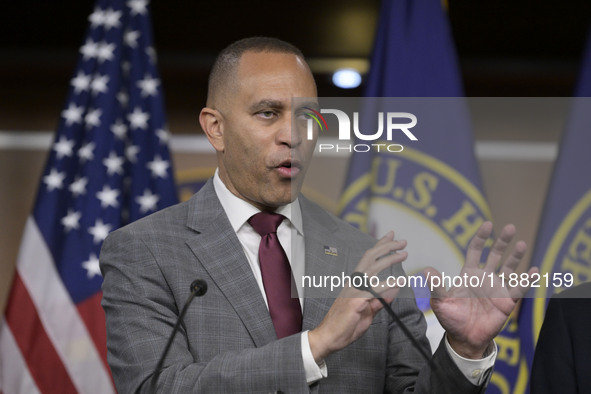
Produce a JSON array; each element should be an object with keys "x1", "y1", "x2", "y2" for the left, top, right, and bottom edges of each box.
[
  {"x1": 301, "y1": 331, "x2": 327, "y2": 384},
  {"x1": 444, "y1": 335, "x2": 496, "y2": 386}
]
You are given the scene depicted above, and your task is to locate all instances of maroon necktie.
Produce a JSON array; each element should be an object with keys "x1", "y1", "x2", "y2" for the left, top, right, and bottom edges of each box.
[{"x1": 248, "y1": 212, "x2": 302, "y2": 338}]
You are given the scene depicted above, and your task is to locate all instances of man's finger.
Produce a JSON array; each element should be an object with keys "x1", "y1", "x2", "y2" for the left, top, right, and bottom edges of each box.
[
  {"x1": 483, "y1": 224, "x2": 517, "y2": 273},
  {"x1": 498, "y1": 240, "x2": 527, "y2": 278},
  {"x1": 357, "y1": 240, "x2": 408, "y2": 276},
  {"x1": 424, "y1": 267, "x2": 447, "y2": 299},
  {"x1": 370, "y1": 244, "x2": 408, "y2": 276},
  {"x1": 374, "y1": 231, "x2": 395, "y2": 246},
  {"x1": 368, "y1": 286, "x2": 400, "y2": 313},
  {"x1": 465, "y1": 221, "x2": 493, "y2": 269},
  {"x1": 380, "y1": 285, "x2": 400, "y2": 302},
  {"x1": 508, "y1": 267, "x2": 539, "y2": 300}
]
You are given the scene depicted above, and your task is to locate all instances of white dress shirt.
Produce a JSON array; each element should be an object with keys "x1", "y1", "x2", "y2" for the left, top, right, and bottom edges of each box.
[
  {"x1": 213, "y1": 171, "x2": 326, "y2": 383},
  {"x1": 212, "y1": 170, "x2": 495, "y2": 386}
]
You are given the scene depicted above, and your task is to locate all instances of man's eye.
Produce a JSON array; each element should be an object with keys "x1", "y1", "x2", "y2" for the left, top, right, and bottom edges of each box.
[
  {"x1": 257, "y1": 111, "x2": 275, "y2": 119},
  {"x1": 296, "y1": 106, "x2": 320, "y2": 120},
  {"x1": 298, "y1": 112, "x2": 312, "y2": 120}
]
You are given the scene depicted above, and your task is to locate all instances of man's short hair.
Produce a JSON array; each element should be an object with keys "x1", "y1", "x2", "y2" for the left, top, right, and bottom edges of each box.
[{"x1": 207, "y1": 37, "x2": 307, "y2": 106}]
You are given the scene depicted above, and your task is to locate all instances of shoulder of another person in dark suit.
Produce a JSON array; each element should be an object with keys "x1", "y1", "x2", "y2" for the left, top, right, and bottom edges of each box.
[
  {"x1": 555, "y1": 281, "x2": 591, "y2": 299},
  {"x1": 549, "y1": 282, "x2": 591, "y2": 326}
]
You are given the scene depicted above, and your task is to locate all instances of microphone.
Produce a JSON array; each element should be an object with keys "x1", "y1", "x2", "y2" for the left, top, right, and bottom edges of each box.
[
  {"x1": 150, "y1": 279, "x2": 208, "y2": 392},
  {"x1": 351, "y1": 272, "x2": 453, "y2": 393},
  {"x1": 350, "y1": 272, "x2": 431, "y2": 362},
  {"x1": 190, "y1": 279, "x2": 208, "y2": 297}
]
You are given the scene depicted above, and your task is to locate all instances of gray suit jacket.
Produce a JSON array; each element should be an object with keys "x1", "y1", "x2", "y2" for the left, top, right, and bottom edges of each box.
[{"x1": 100, "y1": 179, "x2": 485, "y2": 393}]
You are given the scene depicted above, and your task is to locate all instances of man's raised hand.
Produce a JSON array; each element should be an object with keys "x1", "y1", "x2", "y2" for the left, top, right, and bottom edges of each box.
[
  {"x1": 425, "y1": 221, "x2": 538, "y2": 359},
  {"x1": 308, "y1": 232, "x2": 407, "y2": 362}
]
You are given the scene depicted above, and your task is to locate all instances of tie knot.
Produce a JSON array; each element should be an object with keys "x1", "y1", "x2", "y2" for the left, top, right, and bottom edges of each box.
[{"x1": 248, "y1": 212, "x2": 284, "y2": 237}]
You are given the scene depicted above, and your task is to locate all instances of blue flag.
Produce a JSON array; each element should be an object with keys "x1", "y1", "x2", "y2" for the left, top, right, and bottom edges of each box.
[
  {"x1": 0, "y1": 0, "x2": 177, "y2": 392},
  {"x1": 339, "y1": 0, "x2": 491, "y2": 353},
  {"x1": 510, "y1": 26, "x2": 591, "y2": 394}
]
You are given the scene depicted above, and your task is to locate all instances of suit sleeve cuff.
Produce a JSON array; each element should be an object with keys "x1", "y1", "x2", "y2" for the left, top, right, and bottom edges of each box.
[
  {"x1": 301, "y1": 331, "x2": 327, "y2": 385},
  {"x1": 444, "y1": 334, "x2": 496, "y2": 386}
]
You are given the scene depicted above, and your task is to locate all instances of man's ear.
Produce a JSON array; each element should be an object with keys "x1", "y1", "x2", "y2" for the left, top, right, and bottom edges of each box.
[{"x1": 199, "y1": 107, "x2": 224, "y2": 152}]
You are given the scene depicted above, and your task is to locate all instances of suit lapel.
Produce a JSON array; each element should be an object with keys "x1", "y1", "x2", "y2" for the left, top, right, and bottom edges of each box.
[
  {"x1": 300, "y1": 197, "x2": 351, "y2": 331},
  {"x1": 183, "y1": 185, "x2": 355, "y2": 341},
  {"x1": 184, "y1": 181, "x2": 277, "y2": 346}
]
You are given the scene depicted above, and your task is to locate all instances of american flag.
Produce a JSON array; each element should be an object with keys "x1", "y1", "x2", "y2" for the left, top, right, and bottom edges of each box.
[{"x1": 0, "y1": 0, "x2": 178, "y2": 392}]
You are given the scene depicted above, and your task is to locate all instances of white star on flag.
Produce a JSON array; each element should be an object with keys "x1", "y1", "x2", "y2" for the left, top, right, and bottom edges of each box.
[
  {"x1": 71, "y1": 72, "x2": 91, "y2": 93},
  {"x1": 156, "y1": 128, "x2": 170, "y2": 144},
  {"x1": 126, "y1": 145, "x2": 140, "y2": 163},
  {"x1": 110, "y1": 120, "x2": 128, "y2": 140},
  {"x1": 123, "y1": 176, "x2": 132, "y2": 190},
  {"x1": 127, "y1": 0, "x2": 148, "y2": 16},
  {"x1": 88, "y1": 7, "x2": 105, "y2": 28},
  {"x1": 137, "y1": 74, "x2": 160, "y2": 97},
  {"x1": 117, "y1": 90, "x2": 129, "y2": 108},
  {"x1": 78, "y1": 142, "x2": 95, "y2": 163},
  {"x1": 97, "y1": 42, "x2": 116, "y2": 63},
  {"x1": 96, "y1": 185, "x2": 120, "y2": 208},
  {"x1": 0, "y1": 2, "x2": 179, "y2": 392},
  {"x1": 124, "y1": 29, "x2": 140, "y2": 48},
  {"x1": 121, "y1": 61, "x2": 131, "y2": 76},
  {"x1": 103, "y1": 152, "x2": 124, "y2": 175},
  {"x1": 127, "y1": 107, "x2": 150, "y2": 130},
  {"x1": 146, "y1": 46, "x2": 157, "y2": 64},
  {"x1": 61, "y1": 210, "x2": 82, "y2": 232},
  {"x1": 103, "y1": 8, "x2": 122, "y2": 30},
  {"x1": 88, "y1": 219, "x2": 113, "y2": 244},
  {"x1": 136, "y1": 189, "x2": 160, "y2": 213},
  {"x1": 91, "y1": 74, "x2": 110, "y2": 95},
  {"x1": 85, "y1": 108, "x2": 102, "y2": 129},
  {"x1": 53, "y1": 136, "x2": 75, "y2": 159},
  {"x1": 82, "y1": 254, "x2": 102, "y2": 279},
  {"x1": 147, "y1": 155, "x2": 169, "y2": 178},
  {"x1": 43, "y1": 168, "x2": 66, "y2": 191},
  {"x1": 61, "y1": 103, "x2": 84, "y2": 126},
  {"x1": 69, "y1": 176, "x2": 88, "y2": 197},
  {"x1": 80, "y1": 39, "x2": 98, "y2": 60}
]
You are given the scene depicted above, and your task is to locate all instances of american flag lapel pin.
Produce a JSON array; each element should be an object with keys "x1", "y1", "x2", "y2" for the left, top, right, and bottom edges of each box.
[{"x1": 324, "y1": 246, "x2": 338, "y2": 256}]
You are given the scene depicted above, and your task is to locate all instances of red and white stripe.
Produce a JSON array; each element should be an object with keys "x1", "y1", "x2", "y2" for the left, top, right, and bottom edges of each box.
[{"x1": 0, "y1": 218, "x2": 114, "y2": 393}]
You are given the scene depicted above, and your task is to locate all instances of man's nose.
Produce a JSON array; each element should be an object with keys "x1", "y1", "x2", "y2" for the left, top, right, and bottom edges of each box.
[{"x1": 277, "y1": 112, "x2": 302, "y2": 147}]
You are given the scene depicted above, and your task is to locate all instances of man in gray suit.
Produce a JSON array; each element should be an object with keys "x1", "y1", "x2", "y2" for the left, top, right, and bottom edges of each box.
[{"x1": 100, "y1": 37, "x2": 536, "y2": 393}]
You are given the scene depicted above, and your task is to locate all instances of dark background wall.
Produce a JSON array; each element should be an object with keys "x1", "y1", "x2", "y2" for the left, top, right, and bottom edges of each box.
[{"x1": 2, "y1": 1, "x2": 591, "y2": 134}]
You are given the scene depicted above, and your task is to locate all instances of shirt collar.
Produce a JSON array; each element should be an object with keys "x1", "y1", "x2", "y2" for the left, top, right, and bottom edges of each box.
[{"x1": 212, "y1": 169, "x2": 303, "y2": 235}]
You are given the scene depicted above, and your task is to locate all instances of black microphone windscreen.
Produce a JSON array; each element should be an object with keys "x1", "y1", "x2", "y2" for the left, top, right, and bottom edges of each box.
[{"x1": 191, "y1": 279, "x2": 208, "y2": 296}]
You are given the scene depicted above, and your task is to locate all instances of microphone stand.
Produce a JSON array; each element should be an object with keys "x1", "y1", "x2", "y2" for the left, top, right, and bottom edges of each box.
[
  {"x1": 351, "y1": 272, "x2": 454, "y2": 394},
  {"x1": 149, "y1": 279, "x2": 207, "y2": 393}
]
